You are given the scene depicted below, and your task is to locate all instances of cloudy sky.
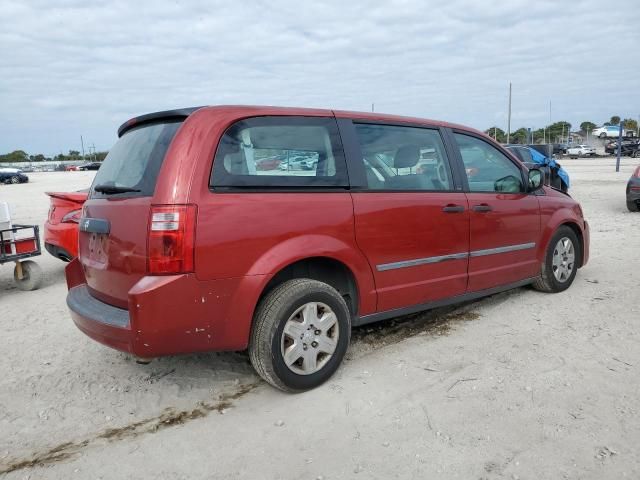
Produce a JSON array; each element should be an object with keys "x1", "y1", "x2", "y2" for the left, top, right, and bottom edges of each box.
[{"x1": 1, "y1": 0, "x2": 639, "y2": 155}]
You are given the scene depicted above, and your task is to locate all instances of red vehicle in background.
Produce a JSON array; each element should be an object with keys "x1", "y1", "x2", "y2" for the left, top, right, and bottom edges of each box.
[
  {"x1": 255, "y1": 156, "x2": 282, "y2": 171},
  {"x1": 44, "y1": 191, "x2": 88, "y2": 261}
]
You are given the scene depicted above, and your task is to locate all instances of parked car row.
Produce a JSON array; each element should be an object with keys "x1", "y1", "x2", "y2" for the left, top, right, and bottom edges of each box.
[
  {"x1": 66, "y1": 162, "x2": 103, "y2": 171},
  {"x1": 605, "y1": 139, "x2": 640, "y2": 157}
]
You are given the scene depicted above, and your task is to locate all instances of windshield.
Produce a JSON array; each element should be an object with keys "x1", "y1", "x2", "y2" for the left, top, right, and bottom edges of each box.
[{"x1": 91, "y1": 121, "x2": 182, "y2": 197}]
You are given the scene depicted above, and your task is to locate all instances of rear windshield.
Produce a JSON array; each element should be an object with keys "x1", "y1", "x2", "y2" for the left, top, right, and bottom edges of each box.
[{"x1": 91, "y1": 121, "x2": 182, "y2": 197}]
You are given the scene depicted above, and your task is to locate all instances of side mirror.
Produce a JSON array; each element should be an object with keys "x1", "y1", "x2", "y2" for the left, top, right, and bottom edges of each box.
[{"x1": 528, "y1": 168, "x2": 543, "y2": 191}]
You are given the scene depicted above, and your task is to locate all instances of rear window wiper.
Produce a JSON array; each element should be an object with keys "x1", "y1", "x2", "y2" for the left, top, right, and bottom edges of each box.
[{"x1": 93, "y1": 184, "x2": 141, "y2": 194}]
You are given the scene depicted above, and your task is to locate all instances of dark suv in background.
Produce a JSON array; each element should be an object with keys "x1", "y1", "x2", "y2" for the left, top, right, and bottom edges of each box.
[{"x1": 605, "y1": 140, "x2": 640, "y2": 157}]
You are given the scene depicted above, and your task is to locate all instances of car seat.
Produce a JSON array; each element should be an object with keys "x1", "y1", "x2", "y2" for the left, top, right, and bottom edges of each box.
[{"x1": 386, "y1": 145, "x2": 431, "y2": 190}]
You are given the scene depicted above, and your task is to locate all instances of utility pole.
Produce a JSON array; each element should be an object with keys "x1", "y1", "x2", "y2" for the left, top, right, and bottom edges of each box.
[
  {"x1": 371, "y1": 103, "x2": 374, "y2": 113},
  {"x1": 616, "y1": 121, "x2": 624, "y2": 172},
  {"x1": 80, "y1": 135, "x2": 85, "y2": 161},
  {"x1": 506, "y1": 82, "x2": 512, "y2": 145},
  {"x1": 548, "y1": 100, "x2": 552, "y2": 145}
]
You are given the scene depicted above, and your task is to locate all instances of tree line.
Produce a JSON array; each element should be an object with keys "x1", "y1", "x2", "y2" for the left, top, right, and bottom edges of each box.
[
  {"x1": 4, "y1": 115, "x2": 638, "y2": 159},
  {"x1": 484, "y1": 116, "x2": 639, "y2": 144},
  {"x1": 0, "y1": 149, "x2": 108, "y2": 163}
]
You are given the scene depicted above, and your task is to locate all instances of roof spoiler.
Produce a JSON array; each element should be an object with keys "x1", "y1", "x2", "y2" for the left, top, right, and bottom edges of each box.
[{"x1": 117, "y1": 106, "x2": 205, "y2": 137}]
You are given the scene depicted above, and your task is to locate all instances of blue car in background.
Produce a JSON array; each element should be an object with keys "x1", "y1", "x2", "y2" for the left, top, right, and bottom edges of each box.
[{"x1": 505, "y1": 145, "x2": 569, "y2": 192}]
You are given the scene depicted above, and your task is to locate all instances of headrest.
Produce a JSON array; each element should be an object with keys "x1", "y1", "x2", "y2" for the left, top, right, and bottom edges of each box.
[{"x1": 394, "y1": 145, "x2": 420, "y2": 169}]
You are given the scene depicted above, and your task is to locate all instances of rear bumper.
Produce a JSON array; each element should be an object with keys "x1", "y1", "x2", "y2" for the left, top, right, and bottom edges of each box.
[
  {"x1": 44, "y1": 221, "x2": 78, "y2": 260},
  {"x1": 65, "y1": 258, "x2": 269, "y2": 357},
  {"x1": 45, "y1": 243, "x2": 74, "y2": 262},
  {"x1": 68, "y1": 285, "x2": 133, "y2": 352}
]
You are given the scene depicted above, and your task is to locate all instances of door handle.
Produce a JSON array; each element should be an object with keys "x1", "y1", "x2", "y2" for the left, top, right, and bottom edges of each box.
[
  {"x1": 472, "y1": 204, "x2": 493, "y2": 212},
  {"x1": 442, "y1": 204, "x2": 465, "y2": 213}
]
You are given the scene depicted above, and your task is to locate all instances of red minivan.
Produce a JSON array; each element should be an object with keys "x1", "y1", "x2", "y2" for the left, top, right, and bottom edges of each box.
[{"x1": 66, "y1": 106, "x2": 590, "y2": 392}]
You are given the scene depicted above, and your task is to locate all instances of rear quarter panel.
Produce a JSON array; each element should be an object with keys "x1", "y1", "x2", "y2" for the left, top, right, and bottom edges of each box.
[{"x1": 194, "y1": 193, "x2": 377, "y2": 314}]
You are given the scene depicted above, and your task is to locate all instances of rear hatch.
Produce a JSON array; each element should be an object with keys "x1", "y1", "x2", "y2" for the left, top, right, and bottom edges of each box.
[{"x1": 79, "y1": 119, "x2": 184, "y2": 308}]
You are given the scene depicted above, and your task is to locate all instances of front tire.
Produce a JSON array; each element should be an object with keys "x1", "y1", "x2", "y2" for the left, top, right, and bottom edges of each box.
[
  {"x1": 10, "y1": 176, "x2": 19, "y2": 184},
  {"x1": 628, "y1": 200, "x2": 639, "y2": 212},
  {"x1": 249, "y1": 279, "x2": 351, "y2": 392},
  {"x1": 533, "y1": 226, "x2": 580, "y2": 293}
]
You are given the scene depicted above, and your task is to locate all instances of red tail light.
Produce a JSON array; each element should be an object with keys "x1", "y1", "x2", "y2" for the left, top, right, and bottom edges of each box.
[
  {"x1": 62, "y1": 209, "x2": 82, "y2": 223},
  {"x1": 148, "y1": 205, "x2": 197, "y2": 275}
]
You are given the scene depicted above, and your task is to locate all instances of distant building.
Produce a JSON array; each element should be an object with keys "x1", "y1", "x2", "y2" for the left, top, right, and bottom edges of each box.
[{"x1": 567, "y1": 132, "x2": 584, "y2": 144}]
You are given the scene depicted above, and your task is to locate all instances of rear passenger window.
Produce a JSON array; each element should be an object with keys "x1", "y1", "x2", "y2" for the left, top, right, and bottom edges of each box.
[
  {"x1": 354, "y1": 123, "x2": 453, "y2": 191},
  {"x1": 211, "y1": 117, "x2": 348, "y2": 188},
  {"x1": 454, "y1": 134, "x2": 524, "y2": 193}
]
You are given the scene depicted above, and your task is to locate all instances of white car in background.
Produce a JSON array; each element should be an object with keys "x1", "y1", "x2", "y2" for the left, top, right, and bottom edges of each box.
[
  {"x1": 592, "y1": 125, "x2": 623, "y2": 138},
  {"x1": 567, "y1": 144, "x2": 596, "y2": 158}
]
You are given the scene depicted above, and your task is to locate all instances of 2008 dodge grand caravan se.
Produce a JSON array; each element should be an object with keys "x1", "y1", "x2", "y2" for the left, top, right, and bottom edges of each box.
[{"x1": 66, "y1": 105, "x2": 590, "y2": 392}]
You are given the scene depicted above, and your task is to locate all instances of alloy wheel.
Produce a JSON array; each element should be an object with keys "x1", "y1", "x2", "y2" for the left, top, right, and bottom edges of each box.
[
  {"x1": 281, "y1": 302, "x2": 339, "y2": 375},
  {"x1": 552, "y1": 237, "x2": 575, "y2": 283}
]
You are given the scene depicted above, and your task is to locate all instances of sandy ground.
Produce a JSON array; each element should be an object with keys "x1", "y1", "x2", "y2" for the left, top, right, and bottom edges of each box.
[{"x1": 1, "y1": 161, "x2": 639, "y2": 479}]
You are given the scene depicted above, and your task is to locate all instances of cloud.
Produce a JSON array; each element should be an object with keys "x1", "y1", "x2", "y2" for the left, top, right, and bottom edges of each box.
[{"x1": 1, "y1": 0, "x2": 638, "y2": 154}]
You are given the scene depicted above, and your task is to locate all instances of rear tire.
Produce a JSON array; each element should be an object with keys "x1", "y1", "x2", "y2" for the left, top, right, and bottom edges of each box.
[
  {"x1": 249, "y1": 279, "x2": 351, "y2": 392},
  {"x1": 14, "y1": 260, "x2": 43, "y2": 291},
  {"x1": 532, "y1": 226, "x2": 580, "y2": 293},
  {"x1": 628, "y1": 200, "x2": 639, "y2": 212},
  {"x1": 10, "y1": 176, "x2": 19, "y2": 184}
]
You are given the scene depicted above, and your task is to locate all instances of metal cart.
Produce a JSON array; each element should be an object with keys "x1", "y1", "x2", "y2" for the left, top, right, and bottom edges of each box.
[{"x1": 0, "y1": 202, "x2": 43, "y2": 291}]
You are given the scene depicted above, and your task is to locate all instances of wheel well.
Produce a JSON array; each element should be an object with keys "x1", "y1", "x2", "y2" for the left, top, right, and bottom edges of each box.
[
  {"x1": 260, "y1": 257, "x2": 359, "y2": 317},
  {"x1": 561, "y1": 222, "x2": 584, "y2": 268}
]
